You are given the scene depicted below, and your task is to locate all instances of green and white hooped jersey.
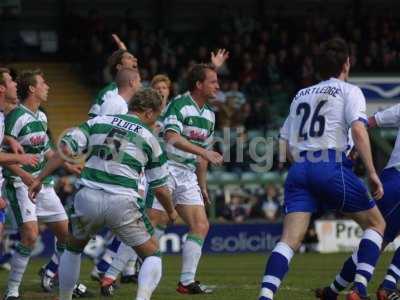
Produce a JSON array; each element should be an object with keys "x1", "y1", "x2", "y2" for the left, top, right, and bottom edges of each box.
[
  {"x1": 62, "y1": 114, "x2": 169, "y2": 198},
  {"x1": 163, "y1": 92, "x2": 215, "y2": 171},
  {"x1": 4, "y1": 105, "x2": 53, "y2": 186},
  {"x1": 88, "y1": 82, "x2": 118, "y2": 118}
]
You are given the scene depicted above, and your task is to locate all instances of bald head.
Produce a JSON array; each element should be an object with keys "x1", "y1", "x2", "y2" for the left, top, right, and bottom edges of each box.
[{"x1": 115, "y1": 67, "x2": 140, "y2": 89}]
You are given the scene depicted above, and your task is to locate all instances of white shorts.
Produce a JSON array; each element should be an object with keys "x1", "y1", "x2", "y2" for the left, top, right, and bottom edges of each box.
[
  {"x1": 70, "y1": 187, "x2": 153, "y2": 247},
  {"x1": 148, "y1": 165, "x2": 204, "y2": 212},
  {"x1": 4, "y1": 182, "x2": 68, "y2": 226}
]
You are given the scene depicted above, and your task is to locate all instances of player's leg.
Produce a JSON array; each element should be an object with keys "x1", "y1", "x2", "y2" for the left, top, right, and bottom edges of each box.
[
  {"x1": 133, "y1": 237, "x2": 162, "y2": 300},
  {"x1": 35, "y1": 186, "x2": 69, "y2": 292},
  {"x1": 4, "y1": 183, "x2": 39, "y2": 300},
  {"x1": 91, "y1": 235, "x2": 121, "y2": 280},
  {"x1": 377, "y1": 242, "x2": 400, "y2": 300},
  {"x1": 259, "y1": 212, "x2": 311, "y2": 300},
  {"x1": 101, "y1": 196, "x2": 169, "y2": 288},
  {"x1": 259, "y1": 159, "x2": 316, "y2": 300},
  {"x1": 176, "y1": 204, "x2": 212, "y2": 293},
  {"x1": 373, "y1": 168, "x2": 400, "y2": 300},
  {"x1": 345, "y1": 207, "x2": 385, "y2": 298},
  {"x1": 314, "y1": 157, "x2": 385, "y2": 300},
  {"x1": 59, "y1": 187, "x2": 104, "y2": 300},
  {"x1": 0, "y1": 217, "x2": 6, "y2": 268},
  {"x1": 101, "y1": 241, "x2": 137, "y2": 286},
  {"x1": 59, "y1": 235, "x2": 90, "y2": 300},
  {"x1": 169, "y1": 166, "x2": 211, "y2": 294},
  {"x1": 148, "y1": 209, "x2": 168, "y2": 240},
  {"x1": 104, "y1": 192, "x2": 162, "y2": 300},
  {"x1": 146, "y1": 190, "x2": 169, "y2": 241}
]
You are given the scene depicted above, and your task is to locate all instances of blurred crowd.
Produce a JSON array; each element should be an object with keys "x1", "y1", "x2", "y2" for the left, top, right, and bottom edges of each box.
[
  {"x1": 60, "y1": 7, "x2": 400, "y2": 132},
  {"x1": 216, "y1": 182, "x2": 284, "y2": 223}
]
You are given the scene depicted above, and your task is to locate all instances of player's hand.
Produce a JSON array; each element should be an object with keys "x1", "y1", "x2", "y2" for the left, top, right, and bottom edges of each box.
[
  {"x1": 28, "y1": 179, "x2": 42, "y2": 203},
  {"x1": 368, "y1": 172, "x2": 384, "y2": 200},
  {"x1": 111, "y1": 33, "x2": 127, "y2": 50},
  {"x1": 347, "y1": 147, "x2": 359, "y2": 161},
  {"x1": 18, "y1": 154, "x2": 39, "y2": 166},
  {"x1": 211, "y1": 49, "x2": 229, "y2": 69},
  {"x1": 201, "y1": 150, "x2": 223, "y2": 166},
  {"x1": 167, "y1": 209, "x2": 178, "y2": 225},
  {"x1": 64, "y1": 162, "x2": 83, "y2": 176},
  {"x1": 8, "y1": 138, "x2": 24, "y2": 154},
  {"x1": 201, "y1": 187, "x2": 211, "y2": 205},
  {"x1": 0, "y1": 197, "x2": 6, "y2": 210},
  {"x1": 368, "y1": 116, "x2": 377, "y2": 128}
]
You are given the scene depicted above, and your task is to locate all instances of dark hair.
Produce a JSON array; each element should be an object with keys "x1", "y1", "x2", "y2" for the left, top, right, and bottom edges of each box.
[
  {"x1": 317, "y1": 38, "x2": 350, "y2": 80},
  {"x1": 187, "y1": 63, "x2": 216, "y2": 92},
  {"x1": 129, "y1": 88, "x2": 162, "y2": 112},
  {"x1": 108, "y1": 49, "x2": 130, "y2": 78},
  {"x1": 17, "y1": 69, "x2": 43, "y2": 101},
  {"x1": 0, "y1": 67, "x2": 10, "y2": 86}
]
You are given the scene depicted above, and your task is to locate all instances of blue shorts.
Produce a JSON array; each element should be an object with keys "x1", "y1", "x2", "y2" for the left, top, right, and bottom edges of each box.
[
  {"x1": 0, "y1": 209, "x2": 5, "y2": 224},
  {"x1": 376, "y1": 167, "x2": 400, "y2": 243},
  {"x1": 284, "y1": 150, "x2": 375, "y2": 214}
]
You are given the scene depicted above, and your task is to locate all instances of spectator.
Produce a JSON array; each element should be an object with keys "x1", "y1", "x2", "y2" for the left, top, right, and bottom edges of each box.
[
  {"x1": 251, "y1": 183, "x2": 282, "y2": 222},
  {"x1": 221, "y1": 188, "x2": 254, "y2": 223}
]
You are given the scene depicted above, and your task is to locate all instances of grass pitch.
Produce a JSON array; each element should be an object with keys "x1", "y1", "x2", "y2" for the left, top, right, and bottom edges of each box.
[{"x1": 0, "y1": 252, "x2": 395, "y2": 300}]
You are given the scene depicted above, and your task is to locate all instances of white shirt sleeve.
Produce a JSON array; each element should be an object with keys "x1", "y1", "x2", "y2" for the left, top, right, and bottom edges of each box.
[
  {"x1": 280, "y1": 116, "x2": 291, "y2": 140},
  {"x1": 344, "y1": 86, "x2": 368, "y2": 126},
  {"x1": 375, "y1": 104, "x2": 400, "y2": 127}
]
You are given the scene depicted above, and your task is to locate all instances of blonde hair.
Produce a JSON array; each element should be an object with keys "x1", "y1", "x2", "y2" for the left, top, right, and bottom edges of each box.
[{"x1": 151, "y1": 74, "x2": 171, "y2": 88}]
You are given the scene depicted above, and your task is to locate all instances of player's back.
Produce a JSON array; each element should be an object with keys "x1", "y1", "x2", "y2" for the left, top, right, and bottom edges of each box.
[
  {"x1": 283, "y1": 78, "x2": 367, "y2": 154},
  {"x1": 75, "y1": 114, "x2": 163, "y2": 198},
  {"x1": 282, "y1": 78, "x2": 373, "y2": 215}
]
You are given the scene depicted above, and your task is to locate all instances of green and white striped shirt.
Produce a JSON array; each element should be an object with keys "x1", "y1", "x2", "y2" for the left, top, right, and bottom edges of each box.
[
  {"x1": 62, "y1": 114, "x2": 168, "y2": 198},
  {"x1": 4, "y1": 105, "x2": 53, "y2": 186},
  {"x1": 88, "y1": 82, "x2": 118, "y2": 118},
  {"x1": 163, "y1": 92, "x2": 215, "y2": 170}
]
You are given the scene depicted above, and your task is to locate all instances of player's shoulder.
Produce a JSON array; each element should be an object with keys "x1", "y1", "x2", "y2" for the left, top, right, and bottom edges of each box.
[
  {"x1": 170, "y1": 92, "x2": 193, "y2": 107},
  {"x1": 93, "y1": 82, "x2": 118, "y2": 104},
  {"x1": 99, "y1": 82, "x2": 118, "y2": 95},
  {"x1": 5, "y1": 106, "x2": 26, "y2": 123},
  {"x1": 332, "y1": 78, "x2": 360, "y2": 92}
]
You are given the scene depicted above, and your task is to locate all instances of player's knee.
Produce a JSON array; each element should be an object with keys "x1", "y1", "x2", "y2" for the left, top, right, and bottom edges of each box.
[
  {"x1": 191, "y1": 220, "x2": 209, "y2": 237},
  {"x1": 371, "y1": 216, "x2": 386, "y2": 236},
  {"x1": 280, "y1": 238, "x2": 302, "y2": 252},
  {"x1": 21, "y1": 232, "x2": 38, "y2": 248},
  {"x1": 53, "y1": 227, "x2": 69, "y2": 244},
  {"x1": 365, "y1": 210, "x2": 386, "y2": 235}
]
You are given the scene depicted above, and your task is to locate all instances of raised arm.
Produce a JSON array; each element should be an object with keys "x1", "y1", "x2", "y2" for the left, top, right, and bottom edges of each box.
[{"x1": 211, "y1": 49, "x2": 229, "y2": 69}]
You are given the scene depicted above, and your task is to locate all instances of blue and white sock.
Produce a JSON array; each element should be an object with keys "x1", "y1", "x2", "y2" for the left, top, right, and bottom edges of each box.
[
  {"x1": 259, "y1": 242, "x2": 294, "y2": 300},
  {"x1": 44, "y1": 242, "x2": 65, "y2": 277},
  {"x1": 381, "y1": 245, "x2": 400, "y2": 290},
  {"x1": 96, "y1": 237, "x2": 121, "y2": 273},
  {"x1": 354, "y1": 229, "x2": 383, "y2": 296},
  {"x1": 329, "y1": 252, "x2": 357, "y2": 293},
  {"x1": 44, "y1": 253, "x2": 59, "y2": 277}
]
